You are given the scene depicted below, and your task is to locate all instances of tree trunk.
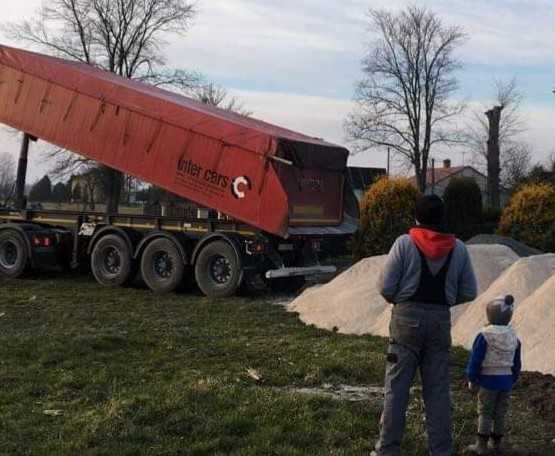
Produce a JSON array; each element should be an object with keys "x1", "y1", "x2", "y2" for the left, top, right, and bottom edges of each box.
[
  {"x1": 415, "y1": 161, "x2": 426, "y2": 193},
  {"x1": 103, "y1": 166, "x2": 123, "y2": 214},
  {"x1": 486, "y1": 106, "x2": 503, "y2": 209},
  {"x1": 419, "y1": 172, "x2": 426, "y2": 193}
]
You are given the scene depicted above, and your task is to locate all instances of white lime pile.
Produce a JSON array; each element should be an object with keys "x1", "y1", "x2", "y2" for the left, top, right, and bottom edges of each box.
[
  {"x1": 289, "y1": 245, "x2": 518, "y2": 336},
  {"x1": 288, "y1": 254, "x2": 391, "y2": 337},
  {"x1": 450, "y1": 245, "x2": 519, "y2": 324},
  {"x1": 512, "y1": 274, "x2": 555, "y2": 375},
  {"x1": 288, "y1": 246, "x2": 555, "y2": 375},
  {"x1": 451, "y1": 254, "x2": 555, "y2": 349}
]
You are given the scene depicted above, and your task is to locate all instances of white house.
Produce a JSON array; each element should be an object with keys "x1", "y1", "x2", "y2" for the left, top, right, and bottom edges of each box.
[
  {"x1": 409, "y1": 159, "x2": 495, "y2": 203},
  {"x1": 410, "y1": 159, "x2": 509, "y2": 206}
]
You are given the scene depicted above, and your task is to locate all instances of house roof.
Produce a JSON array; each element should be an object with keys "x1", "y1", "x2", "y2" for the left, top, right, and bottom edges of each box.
[{"x1": 409, "y1": 165, "x2": 485, "y2": 187}]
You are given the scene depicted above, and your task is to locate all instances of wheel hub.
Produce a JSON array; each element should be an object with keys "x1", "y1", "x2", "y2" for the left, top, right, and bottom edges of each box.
[
  {"x1": 154, "y1": 252, "x2": 173, "y2": 279},
  {"x1": 0, "y1": 240, "x2": 18, "y2": 269},
  {"x1": 103, "y1": 247, "x2": 121, "y2": 274},
  {"x1": 210, "y1": 256, "x2": 232, "y2": 284}
]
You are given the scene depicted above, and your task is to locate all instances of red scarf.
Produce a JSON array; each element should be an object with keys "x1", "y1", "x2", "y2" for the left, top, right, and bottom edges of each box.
[{"x1": 409, "y1": 227, "x2": 455, "y2": 260}]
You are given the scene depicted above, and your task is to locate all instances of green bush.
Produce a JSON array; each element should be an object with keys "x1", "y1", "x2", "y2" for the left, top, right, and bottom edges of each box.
[
  {"x1": 443, "y1": 177, "x2": 483, "y2": 240},
  {"x1": 482, "y1": 206, "x2": 502, "y2": 234},
  {"x1": 351, "y1": 177, "x2": 420, "y2": 259},
  {"x1": 498, "y1": 182, "x2": 555, "y2": 252}
]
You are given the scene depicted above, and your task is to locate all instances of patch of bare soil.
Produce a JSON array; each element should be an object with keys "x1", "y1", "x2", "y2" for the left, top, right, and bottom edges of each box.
[
  {"x1": 283, "y1": 384, "x2": 385, "y2": 402},
  {"x1": 517, "y1": 371, "x2": 555, "y2": 424}
]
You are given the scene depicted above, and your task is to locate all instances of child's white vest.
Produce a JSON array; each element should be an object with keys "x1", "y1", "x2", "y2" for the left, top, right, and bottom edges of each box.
[{"x1": 480, "y1": 325, "x2": 518, "y2": 376}]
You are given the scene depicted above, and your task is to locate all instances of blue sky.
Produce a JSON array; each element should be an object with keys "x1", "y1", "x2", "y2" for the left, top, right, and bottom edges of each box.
[{"x1": 2, "y1": 0, "x2": 554, "y2": 180}]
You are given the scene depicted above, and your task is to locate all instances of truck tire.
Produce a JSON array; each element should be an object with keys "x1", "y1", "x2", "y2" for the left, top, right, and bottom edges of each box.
[
  {"x1": 91, "y1": 234, "x2": 133, "y2": 287},
  {"x1": 194, "y1": 240, "x2": 242, "y2": 298},
  {"x1": 140, "y1": 238, "x2": 184, "y2": 294},
  {"x1": 0, "y1": 230, "x2": 29, "y2": 278}
]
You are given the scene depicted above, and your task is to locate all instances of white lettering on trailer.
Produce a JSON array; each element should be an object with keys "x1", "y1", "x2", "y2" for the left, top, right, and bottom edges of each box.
[{"x1": 79, "y1": 223, "x2": 96, "y2": 236}]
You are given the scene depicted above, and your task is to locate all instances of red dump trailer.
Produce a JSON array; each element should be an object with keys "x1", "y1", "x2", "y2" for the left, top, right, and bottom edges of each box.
[{"x1": 0, "y1": 44, "x2": 358, "y2": 297}]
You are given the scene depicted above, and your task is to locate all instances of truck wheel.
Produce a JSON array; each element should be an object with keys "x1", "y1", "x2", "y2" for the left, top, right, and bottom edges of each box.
[
  {"x1": 0, "y1": 230, "x2": 29, "y2": 278},
  {"x1": 195, "y1": 241, "x2": 242, "y2": 298},
  {"x1": 91, "y1": 234, "x2": 133, "y2": 287},
  {"x1": 269, "y1": 276, "x2": 306, "y2": 294},
  {"x1": 140, "y1": 238, "x2": 184, "y2": 294}
]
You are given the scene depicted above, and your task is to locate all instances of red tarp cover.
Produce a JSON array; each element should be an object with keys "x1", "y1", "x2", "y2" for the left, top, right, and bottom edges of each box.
[{"x1": 0, "y1": 45, "x2": 349, "y2": 236}]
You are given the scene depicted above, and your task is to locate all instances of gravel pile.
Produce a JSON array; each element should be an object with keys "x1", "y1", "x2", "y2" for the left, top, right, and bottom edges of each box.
[
  {"x1": 289, "y1": 245, "x2": 555, "y2": 376},
  {"x1": 466, "y1": 234, "x2": 542, "y2": 257},
  {"x1": 289, "y1": 245, "x2": 519, "y2": 336}
]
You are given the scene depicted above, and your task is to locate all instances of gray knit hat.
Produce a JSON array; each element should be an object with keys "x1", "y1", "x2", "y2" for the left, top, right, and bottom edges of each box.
[{"x1": 486, "y1": 295, "x2": 515, "y2": 326}]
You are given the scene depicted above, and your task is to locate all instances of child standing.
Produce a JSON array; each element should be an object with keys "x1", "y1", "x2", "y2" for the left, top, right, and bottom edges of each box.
[{"x1": 466, "y1": 295, "x2": 522, "y2": 454}]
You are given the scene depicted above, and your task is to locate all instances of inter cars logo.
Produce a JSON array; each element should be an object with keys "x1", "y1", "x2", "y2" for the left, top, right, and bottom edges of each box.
[
  {"x1": 231, "y1": 176, "x2": 251, "y2": 199},
  {"x1": 176, "y1": 156, "x2": 252, "y2": 200}
]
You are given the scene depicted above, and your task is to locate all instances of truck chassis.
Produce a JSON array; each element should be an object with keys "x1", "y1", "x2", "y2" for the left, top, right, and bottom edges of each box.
[{"x1": 0, "y1": 206, "x2": 335, "y2": 297}]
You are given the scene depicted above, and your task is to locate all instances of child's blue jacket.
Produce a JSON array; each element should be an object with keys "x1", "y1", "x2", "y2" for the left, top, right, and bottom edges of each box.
[{"x1": 466, "y1": 327, "x2": 522, "y2": 392}]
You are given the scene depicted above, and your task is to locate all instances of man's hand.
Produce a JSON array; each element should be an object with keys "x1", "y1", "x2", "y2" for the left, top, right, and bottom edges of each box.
[{"x1": 468, "y1": 381, "x2": 479, "y2": 393}]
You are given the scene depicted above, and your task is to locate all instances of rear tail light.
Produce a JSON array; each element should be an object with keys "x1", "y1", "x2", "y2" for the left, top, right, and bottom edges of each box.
[{"x1": 31, "y1": 235, "x2": 55, "y2": 248}]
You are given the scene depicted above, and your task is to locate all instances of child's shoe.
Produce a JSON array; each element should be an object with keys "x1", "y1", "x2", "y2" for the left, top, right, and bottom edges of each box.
[{"x1": 466, "y1": 434, "x2": 489, "y2": 454}]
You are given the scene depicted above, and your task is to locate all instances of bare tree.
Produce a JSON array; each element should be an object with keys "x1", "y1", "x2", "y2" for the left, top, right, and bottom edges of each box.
[
  {"x1": 466, "y1": 78, "x2": 529, "y2": 202},
  {"x1": 81, "y1": 172, "x2": 101, "y2": 211},
  {"x1": 467, "y1": 79, "x2": 525, "y2": 160},
  {"x1": 4, "y1": 0, "x2": 198, "y2": 213},
  {"x1": 69, "y1": 168, "x2": 103, "y2": 211},
  {"x1": 346, "y1": 6, "x2": 466, "y2": 191},
  {"x1": 502, "y1": 143, "x2": 531, "y2": 190},
  {"x1": 194, "y1": 83, "x2": 252, "y2": 117},
  {"x1": 485, "y1": 104, "x2": 503, "y2": 208},
  {"x1": 0, "y1": 152, "x2": 16, "y2": 206}
]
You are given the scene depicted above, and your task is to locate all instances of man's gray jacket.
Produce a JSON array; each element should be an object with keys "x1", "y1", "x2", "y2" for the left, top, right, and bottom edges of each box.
[{"x1": 379, "y1": 233, "x2": 478, "y2": 306}]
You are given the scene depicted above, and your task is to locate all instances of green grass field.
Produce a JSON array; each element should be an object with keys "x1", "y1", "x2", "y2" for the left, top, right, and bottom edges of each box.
[{"x1": 1, "y1": 274, "x2": 554, "y2": 455}]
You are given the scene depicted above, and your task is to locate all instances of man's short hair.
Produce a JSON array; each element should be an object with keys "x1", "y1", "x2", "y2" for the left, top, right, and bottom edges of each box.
[{"x1": 415, "y1": 194, "x2": 445, "y2": 227}]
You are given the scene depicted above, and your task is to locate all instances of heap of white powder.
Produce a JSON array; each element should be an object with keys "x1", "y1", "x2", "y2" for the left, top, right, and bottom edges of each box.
[{"x1": 288, "y1": 245, "x2": 555, "y2": 375}]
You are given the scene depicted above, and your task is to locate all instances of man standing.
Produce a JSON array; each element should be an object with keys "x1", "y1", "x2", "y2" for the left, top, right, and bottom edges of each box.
[{"x1": 373, "y1": 195, "x2": 478, "y2": 456}]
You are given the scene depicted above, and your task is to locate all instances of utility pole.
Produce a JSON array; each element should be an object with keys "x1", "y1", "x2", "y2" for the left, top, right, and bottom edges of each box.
[
  {"x1": 431, "y1": 158, "x2": 436, "y2": 195},
  {"x1": 386, "y1": 147, "x2": 391, "y2": 176}
]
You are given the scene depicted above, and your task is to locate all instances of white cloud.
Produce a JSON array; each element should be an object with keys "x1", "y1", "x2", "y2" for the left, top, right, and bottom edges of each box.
[
  {"x1": 521, "y1": 105, "x2": 555, "y2": 163},
  {"x1": 0, "y1": 128, "x2": 53, "y2": 183},
  {"x1": 2, "y1": 1, "x2": 41, "y2": 24},
  {"x1": 234, "y1": 90, "x2": 351, "y2": 142},
  {"x1": 435, "y1": 1, "x2": 555, "y2": 65},
  {"x1": 233, "y1": 89, "x2": 389, "y2": 169},
  {"x1": 164, "y1": 0, "x2": 370, "y2": 98}
]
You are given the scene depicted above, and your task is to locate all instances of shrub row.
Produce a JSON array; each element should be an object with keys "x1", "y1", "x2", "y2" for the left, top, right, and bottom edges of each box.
[{"x1": 352, "y1": 177, "x2": 555, "y2": 258}]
